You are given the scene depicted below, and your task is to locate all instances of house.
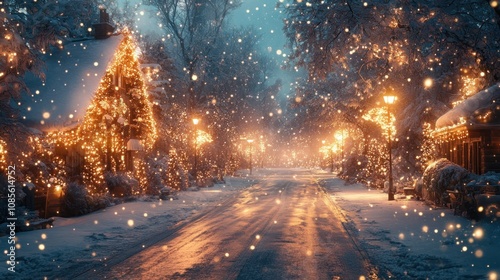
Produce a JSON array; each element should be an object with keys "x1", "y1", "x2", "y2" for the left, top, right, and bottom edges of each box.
[
  {"x1": 434, "y1": 83, "x2": 500, "y2": 174},
  {"x1": 16, "y1": 9, "x2": 156, "y2": 213}
]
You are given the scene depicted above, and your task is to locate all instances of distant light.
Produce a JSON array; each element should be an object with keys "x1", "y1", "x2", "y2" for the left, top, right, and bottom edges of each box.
[
  {"x1": 94, "y1": 62, "x2": 99, "y2": 67},
  {"x1": 276, "y1": 49, "x2": 282, "y2": 55},
  {"x1": 424, "y1": 78, "x2": 433, "y2": 88},
  {"x1": 42, "y1": 112, "x2": 51, "y2": 119}
]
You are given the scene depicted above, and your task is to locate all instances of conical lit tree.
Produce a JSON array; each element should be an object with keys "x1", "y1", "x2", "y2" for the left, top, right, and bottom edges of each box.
[{"x1": 77, "y1": 32, "x2": 156, "y2": 195}]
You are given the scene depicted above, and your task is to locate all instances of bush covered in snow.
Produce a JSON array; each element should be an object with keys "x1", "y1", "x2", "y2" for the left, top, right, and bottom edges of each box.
[
  {"x1": 105, "y1": 172, "x2": 138, "y2": 197},
  {"x1": 61, "y1": 182, "x2": 89, "y2": 216},
  {"x1": 422, "y1": 158, "x2": 475, "y2": 206},
  {"x1": 62, "y1": 182, "x2": 111, "y2": 217}
]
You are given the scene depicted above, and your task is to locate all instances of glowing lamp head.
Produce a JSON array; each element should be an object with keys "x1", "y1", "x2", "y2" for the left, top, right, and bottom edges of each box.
[
  {"x1": 192, "y1": 118, "x2": 200, "y2": 125},
  {"x1": 247, "y1": 139, "x2": 254, "y2": 144},
  {"x1": 383, "y1": 95, "x2": 397, "y2": 105}
]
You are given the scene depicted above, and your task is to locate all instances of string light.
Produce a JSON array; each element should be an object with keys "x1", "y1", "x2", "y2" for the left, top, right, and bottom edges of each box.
[{"x1": 0, "y1": 31, "x2": 158, "y2": 198}]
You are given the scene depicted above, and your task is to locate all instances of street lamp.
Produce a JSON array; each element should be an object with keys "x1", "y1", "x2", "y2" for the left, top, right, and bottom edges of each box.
[
  {"x1": 335, "y1": 130, "x2": 345, "y2": 174},
  {"x1": 247, "y1": 139, "x2": 254, "y2": 175},
  {"x1": 384, "y1": 95, "x2": 396, "y2": 201},
  {"x1": 192, "y1": 118, "x2": 200, "y2": 181}
]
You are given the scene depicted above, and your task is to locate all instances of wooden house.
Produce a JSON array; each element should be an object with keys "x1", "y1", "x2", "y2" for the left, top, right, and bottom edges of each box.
[
  {"x1": 16, "y1": 9, "x2": 156, "y2": 210},
  {"x1": 434, "y1": 83, "x2": 500, "y2": 175}
]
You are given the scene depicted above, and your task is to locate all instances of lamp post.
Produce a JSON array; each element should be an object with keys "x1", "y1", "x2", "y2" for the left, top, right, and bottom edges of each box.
[
  {"x1": 335, "y1": 130, "x2": 345, "y2": 174},
  {"x1": 192, "y1": 118, "x2": 199, "y2": 181},
  {"x1": 247, "y1": 139, "x2": 254, "y2": 175},
  {"x1": 383, "y1": 95, "x2": 396, "y2": 201}
]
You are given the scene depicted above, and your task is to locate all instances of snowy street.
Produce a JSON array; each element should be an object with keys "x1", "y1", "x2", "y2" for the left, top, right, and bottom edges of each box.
[
  {"x1": 1, "y1": 169, "x2": 500, "y2": 279},
  {"x1": 63, "y1": 169, "x2": 373, "y2": 279}
]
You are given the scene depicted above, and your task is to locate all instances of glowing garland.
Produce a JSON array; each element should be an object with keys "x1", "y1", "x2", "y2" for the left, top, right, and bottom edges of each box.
[
  {"x1": 0, "y1": 139, "x2": 7, "y2": 172},
  {"x1": 39, "y1": 32, "x2": 158, "y2": 196}
]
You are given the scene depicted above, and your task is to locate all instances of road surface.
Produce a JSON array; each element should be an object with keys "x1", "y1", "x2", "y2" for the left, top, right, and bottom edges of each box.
[{"x1": 73, "y1": 169, "x2": 377, "y2": 279}]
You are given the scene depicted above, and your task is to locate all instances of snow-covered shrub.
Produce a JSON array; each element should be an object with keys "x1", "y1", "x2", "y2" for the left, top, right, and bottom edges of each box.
[
  {"x1": 145, "y1": 155, "x2": 169, "y2": 195},
  {"x1": 159, "y1": 186, "x2": 178, "y2": 200},
  {"x1": 86, "y1": 195, "x2": 111, "y2": 212},
  {"x1": 422, "y1": 158, "x2": 472, "y2": 206},
  {"x1": 62, "y1": 182, "x2": 112, "y2": 217},
  {"x1": 105, "y1": 172, "x2": 136, "y2": 197},
  {"x1": 62, "y1": 182, "x2": 89, "y2": 216}
]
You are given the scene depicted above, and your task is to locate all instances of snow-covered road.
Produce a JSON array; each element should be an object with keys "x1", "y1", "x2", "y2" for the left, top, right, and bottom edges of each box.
[
  {"x1": 2, "y1": 168, "x2": 499, "y2": 279},
  {"x1": 70, "y1": 168, "x2": 373, "y2": 279}
]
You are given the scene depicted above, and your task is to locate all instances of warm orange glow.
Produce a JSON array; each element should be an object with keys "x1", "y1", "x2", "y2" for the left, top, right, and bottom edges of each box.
[
  {"x1": 334, "y1": 130, "x2": 347, "y2": 142},
  {"x1": 34, "y1": 32, "x2": 158, "y2": 195},
  {"x1": 424, "y1": 78, "x2": 433, "y2": 88},
  {"x1": 383, "y1": 95, "x2": 397, "y2": 105},
  {"x1": 0, "y1": 139, "x2": 7, "y2": 171},
  {"x1": 195, "y1": 129, "x2": 213, "y2": 149},
  {"x1": 362, "y1": 107, "x2": 396, "y2": 139}
]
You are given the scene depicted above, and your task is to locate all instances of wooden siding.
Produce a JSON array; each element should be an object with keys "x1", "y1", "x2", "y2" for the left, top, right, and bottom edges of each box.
[{"x1": 436, "y1": 128, "x2": 500, "y2": 175}]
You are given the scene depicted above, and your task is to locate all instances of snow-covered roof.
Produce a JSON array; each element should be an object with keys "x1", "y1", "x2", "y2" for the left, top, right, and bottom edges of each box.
[
  {"x1": 436, "y1": 83, "x2": 500, "y2": 130},
  {"x1": 17, "y1": 34, "x2": 124, "y2": 131}
]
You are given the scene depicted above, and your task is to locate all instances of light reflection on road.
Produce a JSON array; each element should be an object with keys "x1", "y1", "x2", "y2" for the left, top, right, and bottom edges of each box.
[{"x1": 87, "y1": 169, "x2": 374, "y2": 280}]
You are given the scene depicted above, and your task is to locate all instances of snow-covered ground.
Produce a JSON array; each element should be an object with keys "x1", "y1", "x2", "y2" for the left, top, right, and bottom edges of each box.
[
  {"x1": 1, "y1": 169, "x2": 499, "y2": 279},
  {"x1": 320, "y1": 176, "x2": 500, "y2": 279},
  {"x1": 0, "y1": 177, "x2": 256, "y2": 279}
]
